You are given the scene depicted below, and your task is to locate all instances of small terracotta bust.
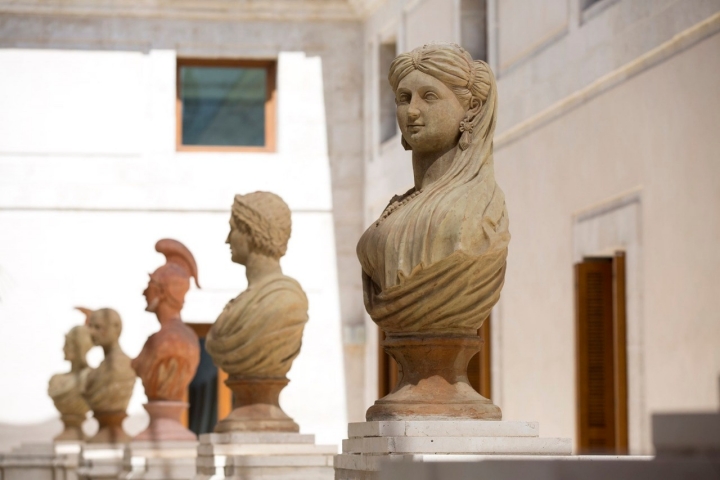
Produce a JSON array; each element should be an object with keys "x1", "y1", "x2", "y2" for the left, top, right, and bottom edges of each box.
[
  {"x1": 83, "y1": 308, "x2": 136, "y2": 443},
  {"x1": 48, "y1": 309, "x2": 94, "y2": 441},
  {"x1": 132, "y1": 239, "x2": 201, "y2": 441},
  {"x1": 206, "y1": 192, "x2": 309, "y2": 432}
]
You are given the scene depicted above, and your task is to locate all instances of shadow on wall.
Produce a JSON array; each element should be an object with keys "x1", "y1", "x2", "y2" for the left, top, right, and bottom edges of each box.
[{"x1": 0, "y1": 413, "x2": 149, "y2": 453}]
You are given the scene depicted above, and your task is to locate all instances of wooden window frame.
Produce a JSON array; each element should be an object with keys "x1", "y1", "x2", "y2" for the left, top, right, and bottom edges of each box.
[{"x1": 176, "y1": 58, "x2": 277, "y2": 153}]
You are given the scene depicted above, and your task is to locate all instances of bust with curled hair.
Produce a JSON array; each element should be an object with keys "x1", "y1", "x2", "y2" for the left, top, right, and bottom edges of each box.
[
  {"x1": 357, "y1": 43, "x2": 510, "y2": 421},
  {"x1": 206, "y1": 192, "x2": 308, "y2": 432}
]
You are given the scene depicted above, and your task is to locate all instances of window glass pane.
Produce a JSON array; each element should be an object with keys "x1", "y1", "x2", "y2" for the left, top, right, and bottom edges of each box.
[{"x1": 181, "y1": 66, "x2": 266, "y2": 147}]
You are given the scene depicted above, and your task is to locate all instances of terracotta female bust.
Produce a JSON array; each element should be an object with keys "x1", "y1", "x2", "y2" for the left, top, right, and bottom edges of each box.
[
  {"x1": 357, "y1": 43, "x2": 510, "y2": 421},
  {"x1": 48, "y1": 311, "x2": 93, "y2": 441},
  {"x1": 82, "y1": 308, "x2": 136, "y2": 443},
  {"x1": 206, "y1": 192, "x2": 309, "y2": 432},
  {"x1": 132, "y1": 239, "x2": 201, "y2": 441}
]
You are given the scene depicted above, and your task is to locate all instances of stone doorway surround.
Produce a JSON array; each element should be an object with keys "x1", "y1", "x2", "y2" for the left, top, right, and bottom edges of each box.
[{"x1": 572, "y1": 186, "x2": 645, "y2": 454}]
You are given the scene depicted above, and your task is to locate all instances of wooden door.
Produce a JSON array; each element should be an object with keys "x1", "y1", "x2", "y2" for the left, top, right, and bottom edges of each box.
[
  {"x1": 575, "y1": 252, "x2": 628, "y2": 453},
  {"x1": 184, "y1": 323, "x2": 233, "y2": 435}
]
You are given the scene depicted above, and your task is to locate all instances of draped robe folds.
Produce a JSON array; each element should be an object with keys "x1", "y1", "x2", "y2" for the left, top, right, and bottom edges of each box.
[
  {"x1": 132, "y1": 325, "x2": 200, "y2": 401},
  {"x1": 206, "y1": 273, "x2": 309, "y2": 378},
  {"x1": 82, "y1": 349, "x2": 136, "y2": 413},
  {"x1": 49, "y1": 369, "x2": 90, "y2": 416},
  {"x1": 356, "y1": 73, "x2": 510, "y2": 335}
]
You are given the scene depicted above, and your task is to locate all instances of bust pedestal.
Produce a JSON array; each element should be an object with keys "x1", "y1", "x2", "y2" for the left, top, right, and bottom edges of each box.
[
  {"x1": 194, "y1": 432, "x2": 336, "y2": 480},
  {"x1": 56, "y1": 414, "x2": 87, "y2": 442},
  {"x1": 88, "y1": 411, "x2": 131, "y2": 444},
  {"x1": 334, "y1": 420, "x2": 571, "y2": 480},
  {"x1": 214, "y1": 377, "x2": 299, "y2": 433},
  {"x1": 368, "y1": 335, "x2": 501, "y2": 421}
]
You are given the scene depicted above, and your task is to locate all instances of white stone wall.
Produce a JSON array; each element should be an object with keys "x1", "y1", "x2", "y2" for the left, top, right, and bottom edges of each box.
[
  {"x1": 493, "y1": 28, "x2": 720, "y2": 454},
  {"x1": 0, "y1": 11, "x2": 365, "y2": 447},
  {"x1": 490, "y1": 0, "x2": 720, "y2": 454}
]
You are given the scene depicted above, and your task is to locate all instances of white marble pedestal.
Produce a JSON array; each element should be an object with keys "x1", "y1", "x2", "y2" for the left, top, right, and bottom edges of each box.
[
  {"x1": 334, "y1": 421, "x2": 572, "y2": 480},
  {"x1": 77, "y1": 443, "x2": 127, "y2": 480},
  {"x1": 0, "y1": 441, "x2": 82, "y2": 480},
  {"x1": 120, "y1": 441, "x2": 197, "y2": 480},
  {"x1": 194, "y1": 432, "x2": 336, "y2": 480}
]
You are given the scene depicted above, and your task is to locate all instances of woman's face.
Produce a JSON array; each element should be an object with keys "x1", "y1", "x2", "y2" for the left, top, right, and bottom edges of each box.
[
  {"x1": 226, "y1": 220, "x2": 251, "y2": 265},
  {"x1": 395, "y1": 70, "x2": 466, "y2": 154},
  {"x1": 63, "y1": 334, "x2": 75, "y2": 362}
]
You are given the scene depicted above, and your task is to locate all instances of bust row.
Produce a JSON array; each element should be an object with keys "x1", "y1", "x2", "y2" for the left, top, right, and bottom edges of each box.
[{"x1": 49, "y1": 192, "x2": 308, "y2": 442}]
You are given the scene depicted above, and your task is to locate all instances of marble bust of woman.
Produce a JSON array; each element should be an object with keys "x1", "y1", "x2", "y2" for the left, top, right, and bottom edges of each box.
[
  {"x1": 206, "y1": 192, "x2": 309, "y2": 432},
  {"x1": 357, "y1": 43, "x2": 510, "y2": 421},
  {"x1": 48, "y1": 311, "x2": 94, "y2": 441}
]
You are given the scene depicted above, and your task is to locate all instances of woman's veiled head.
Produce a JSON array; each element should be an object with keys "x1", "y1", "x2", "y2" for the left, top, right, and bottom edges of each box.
[
  {"x1": 229, "y1": 192, "x2": 292, "y2": 260},
  {"x1": 389, "y1": 43, "x2": 491, "y2": 109}
]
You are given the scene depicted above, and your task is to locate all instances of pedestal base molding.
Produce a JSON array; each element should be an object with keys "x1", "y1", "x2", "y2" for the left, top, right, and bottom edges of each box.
[
  {"x1": 78, "y1": 442, "x2": 126, "y2": 480},
  {"x1": 194, "y1": 432, "x2": 336, "y2": 480},
  {"x1": 0, "y1": 442, "x2": 82, "y2": 480},
  {"x1": 334, "y1": 420, "x2": 571, "y2": 480},
  {"x1": 120, "y1": 440, "x2": 197, "y2": 480}
]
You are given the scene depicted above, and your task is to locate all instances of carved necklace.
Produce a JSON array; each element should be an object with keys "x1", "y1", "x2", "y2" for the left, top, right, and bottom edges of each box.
[{"x1": 376, "y1": 189, "x2": 423, "y2": 227}]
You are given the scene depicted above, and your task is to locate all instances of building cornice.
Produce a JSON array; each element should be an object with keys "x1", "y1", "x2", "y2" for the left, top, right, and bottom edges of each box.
[
  {"x1": 495, "y1": 12, "x2": 720, "y2": 150},
  {"x1": 0, "y1": 0, "x2": 381, "y2": 22}
]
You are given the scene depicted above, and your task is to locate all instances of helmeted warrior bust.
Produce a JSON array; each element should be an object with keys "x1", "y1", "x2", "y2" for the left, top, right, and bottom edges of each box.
[{"x1": 132, "y1": 238, "x2": 201, "y2": 441}]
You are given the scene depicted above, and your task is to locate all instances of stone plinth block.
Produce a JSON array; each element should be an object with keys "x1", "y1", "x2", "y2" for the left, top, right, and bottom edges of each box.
[
  {"x1": 120, "y1": 440, "x2": 197, "y2": 480},
  {"x1": 194, "y1": 431, "x2": 336, "y2": 480},
  {"x1": 0, "y1": 442, "x2": 82, "y2": 480},
  {"x1": 378, "y1": 456, "x2": 720, "y2": 480},
  {"x1": 78, "y1": 443, "x2": 126, "y2": 480},
  {"x1": 652, "y1": 412, "x2": 720, "y2": 457},
  {"x1": 334, "y1": 421, "x2": 571, "y2": 480}
]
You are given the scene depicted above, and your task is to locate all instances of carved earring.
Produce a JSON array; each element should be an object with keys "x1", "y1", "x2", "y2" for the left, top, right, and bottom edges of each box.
[
  {"x1": 458, "y1": 118, "x2": 474, "y2": 151},
  {"x1": 401, "y1": 135, "x2": 411, "y2": 151}
]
